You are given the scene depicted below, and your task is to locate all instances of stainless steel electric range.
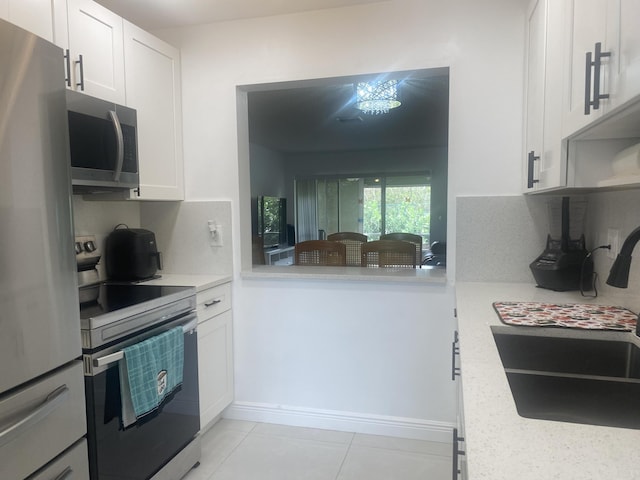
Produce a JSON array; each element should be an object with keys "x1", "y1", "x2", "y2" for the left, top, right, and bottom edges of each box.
[{"x1": 76, "y1": 236, "x2": 201, "y2": 480}]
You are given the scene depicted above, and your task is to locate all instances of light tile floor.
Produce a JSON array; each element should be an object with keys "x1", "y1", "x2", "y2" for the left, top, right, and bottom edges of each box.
[{"x1": 183, "y1": 419, "x2": 452, "y2": 480}]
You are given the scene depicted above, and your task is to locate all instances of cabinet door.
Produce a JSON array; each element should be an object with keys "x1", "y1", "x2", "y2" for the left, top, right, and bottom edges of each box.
[
  {"x1": 5, "y1": 0, "x2": 54, "y2": 41},
  {"x1": 607, "y1": 0, "x2": 640, "y2": 110},
  {"x1": 562, "y1": 0, "x2": 609, "y2": 137},
  {"x1": 523, "y1": 0, "x2": 545, "y2": 191},
  {"x1": 524, "y1": 0, "x2": 565, "y2": 192},
  {"x1": 123, "y1": 21, "x2": 185, "y2": 200},
  {"x1": 198, "y1": 310, "x2": 234, "y2": 429},
  {"x1": 66, "y1": 0, "x2": 125, "y2": 104}
]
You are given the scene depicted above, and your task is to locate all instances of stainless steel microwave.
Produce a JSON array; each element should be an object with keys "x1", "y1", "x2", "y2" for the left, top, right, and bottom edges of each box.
[{"x1": 66, "y1": 90, "x2": 139, "y2": 193}]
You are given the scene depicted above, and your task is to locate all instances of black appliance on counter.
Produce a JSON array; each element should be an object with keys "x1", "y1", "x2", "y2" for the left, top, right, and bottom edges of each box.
[
  {"x1": 530, "y1": 197, "x2": 593, "y2": 291},
  {"x1": 105, "y1": 225, "x2": 162, "y2": 281}
]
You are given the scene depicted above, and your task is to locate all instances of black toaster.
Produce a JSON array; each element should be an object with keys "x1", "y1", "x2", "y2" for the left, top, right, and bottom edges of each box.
[{"x1": 105, "y1": 226, "x2": 162, "y2": 280}]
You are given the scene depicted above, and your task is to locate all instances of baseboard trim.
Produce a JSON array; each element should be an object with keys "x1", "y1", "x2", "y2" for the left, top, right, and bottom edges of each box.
[{"x1": 223, "y1": 401, "x2": 454, "y2": 443}]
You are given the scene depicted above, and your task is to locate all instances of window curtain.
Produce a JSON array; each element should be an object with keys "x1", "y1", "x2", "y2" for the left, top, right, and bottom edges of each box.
[{"x1": 295, "y1": 179, "x2": 318, "y2": 242}]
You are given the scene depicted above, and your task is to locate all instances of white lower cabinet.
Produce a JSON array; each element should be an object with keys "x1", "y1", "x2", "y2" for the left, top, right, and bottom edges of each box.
[
  {"x1": 196, "y1": 284, "x2": 234, "y2": 429},
  {"x1": 452, "y1": 330, "x2": 467, "y2": 480}
]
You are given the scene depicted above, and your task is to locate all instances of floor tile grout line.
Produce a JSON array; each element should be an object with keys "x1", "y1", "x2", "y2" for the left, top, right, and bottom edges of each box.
[
  {"x1": 205, "y1": 422, "x2": 257, "y2": 479},
  {"x1": 334, "y1": 431, "x2": 356, "y2": 480}
]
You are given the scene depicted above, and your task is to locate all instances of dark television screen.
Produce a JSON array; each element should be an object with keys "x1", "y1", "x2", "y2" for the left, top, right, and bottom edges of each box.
[{"x1": 258, "y1": 196, "x2": 287, "y2": 248}]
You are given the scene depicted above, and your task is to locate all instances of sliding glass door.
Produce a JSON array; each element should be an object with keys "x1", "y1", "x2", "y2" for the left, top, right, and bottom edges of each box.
[{"x1": 296, "y1": 173, "x2": 431, "y2": 244}]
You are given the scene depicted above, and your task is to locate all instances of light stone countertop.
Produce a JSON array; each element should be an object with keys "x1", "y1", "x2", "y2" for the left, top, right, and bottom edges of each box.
[
  {"x1": 244, "y1": 265, "x2": 447, "y2": 283},
  {"x1": 142, "y1": 273, "x2": 232, "y2": 291},
  {"x1": 455, "y1": 282, "x2": 640, "y2": 480}
]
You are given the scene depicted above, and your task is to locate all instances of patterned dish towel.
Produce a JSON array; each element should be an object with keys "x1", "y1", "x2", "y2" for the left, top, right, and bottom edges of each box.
[
  {"x1": 119, "y1": 326, "x2": 184, "y2": 428},
  {"x1": 493, "y1": 301, "x2": 637, "y2": 331}
]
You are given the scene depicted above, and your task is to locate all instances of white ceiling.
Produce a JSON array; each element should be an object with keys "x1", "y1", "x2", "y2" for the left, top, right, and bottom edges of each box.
[{"x1": 95, "y1": 0, "x2": 387, "y2": 30}]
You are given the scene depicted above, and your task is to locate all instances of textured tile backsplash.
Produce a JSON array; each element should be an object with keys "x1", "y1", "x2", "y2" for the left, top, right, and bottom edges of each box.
[
  {"x1": 456, "y1": 192, "x2": 640, "y2": 311},
  {"x1": 141, "y1": 200, "x2": 233, "y2": 276},
  {"x1": 455, "y1": 195, "x2": 548, "y2": 283}
]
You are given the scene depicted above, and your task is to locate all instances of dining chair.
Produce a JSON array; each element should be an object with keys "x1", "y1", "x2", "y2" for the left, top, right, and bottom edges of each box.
[
  {"x1": 326, "y1": 232, "x2": 368, "y2": 266},
  {"x1": 380, "y1": 233, "x2": 423, "y2": 267},
  {"x1": 294, "y1": 240, "x2": 347, "y2": 266},
  {"x1": 361, "y1": 240, "x2": 417, "y2": 268}
]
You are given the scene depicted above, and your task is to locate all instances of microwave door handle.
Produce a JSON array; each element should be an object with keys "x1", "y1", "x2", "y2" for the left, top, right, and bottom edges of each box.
[{"x1": 108, "y1": 110, "x2": 124, "y2": 182}]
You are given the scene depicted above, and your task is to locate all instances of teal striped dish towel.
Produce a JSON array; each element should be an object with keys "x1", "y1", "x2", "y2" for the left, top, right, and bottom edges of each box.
[{"x1": 119, "y1": 326, "x2": 184, "y2": 428}]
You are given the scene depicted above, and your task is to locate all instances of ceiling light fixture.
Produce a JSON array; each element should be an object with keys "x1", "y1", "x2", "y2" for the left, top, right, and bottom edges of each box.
[{"x1": 355, "y1": 79, "x2": 401, "y2": 115}]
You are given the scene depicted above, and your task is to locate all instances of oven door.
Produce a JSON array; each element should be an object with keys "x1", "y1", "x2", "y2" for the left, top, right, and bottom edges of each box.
[{"x1": 84, "y1": 313, "x2": 199, "y2": 480}]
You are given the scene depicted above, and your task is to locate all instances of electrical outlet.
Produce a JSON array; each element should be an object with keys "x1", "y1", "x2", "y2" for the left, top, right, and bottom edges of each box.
[{"x1": 607, "y1": 228, "x2": 620, "y2": 259}]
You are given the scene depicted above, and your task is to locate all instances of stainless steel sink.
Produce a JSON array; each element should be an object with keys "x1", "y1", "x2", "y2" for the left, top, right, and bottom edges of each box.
[{"x1": 492, "y1": 332, "x2": 640, "y2": 429}]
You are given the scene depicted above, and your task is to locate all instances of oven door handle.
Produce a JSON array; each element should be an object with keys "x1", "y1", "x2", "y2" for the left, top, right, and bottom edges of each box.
[{"x1": 93, "y1": 318, "x2": 198, "y2": 368}]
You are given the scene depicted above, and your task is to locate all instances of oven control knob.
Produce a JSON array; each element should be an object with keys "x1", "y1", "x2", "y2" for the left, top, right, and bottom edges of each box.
[
  {"x1": 75, "y1": 242, "x2": 83, "y2": 254},
  {"x1": 84, "y1": 240, "x2": 97, "y2": 253}
]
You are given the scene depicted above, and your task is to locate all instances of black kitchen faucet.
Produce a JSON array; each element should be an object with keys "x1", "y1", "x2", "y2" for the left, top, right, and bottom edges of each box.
[{"x1": 606, "y1": 226, "x2": 640, "y2": 336}]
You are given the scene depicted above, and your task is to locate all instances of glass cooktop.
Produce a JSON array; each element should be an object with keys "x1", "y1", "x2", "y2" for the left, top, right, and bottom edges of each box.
[{"x1": 79, "y1": 283, "x2": 193, "y2": 320}]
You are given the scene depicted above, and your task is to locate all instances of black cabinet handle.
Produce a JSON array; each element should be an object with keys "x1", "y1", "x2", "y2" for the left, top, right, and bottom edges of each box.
[
  {"x1": 204, "y1": 299, "x2": 222, "y2": 307},
  {"x1": 585, "y1": 42, "x2": 611, "y2": 115},
  {"x1": 75, "y1": 54, "x2": 84, "y2": 90},
  {"x1": 451, "y1": 330, "x2": 461, "y2": 381},
  {"x1": 527, "y1": 150, "x2": 540, "y2": 189},
  {"x1": 64, "y1": 49, "x2": 71, "y2": 87},
  {"x1": 452, "y1": 427, "x2": 466, "y2": 480}
]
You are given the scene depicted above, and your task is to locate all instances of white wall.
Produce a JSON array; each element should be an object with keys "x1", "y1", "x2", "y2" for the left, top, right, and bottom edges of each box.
[
  {"x1": 155, "y1": 0, "x2": 527, "y2": 440},
  {"x1": 159, "y1": 0, "x2": 526, "y2": 275}
]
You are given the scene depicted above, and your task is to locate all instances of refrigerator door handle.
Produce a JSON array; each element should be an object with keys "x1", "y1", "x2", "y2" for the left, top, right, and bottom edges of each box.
[{"x1": 0, "y1": 385, "x2": 69, "y2": 448}]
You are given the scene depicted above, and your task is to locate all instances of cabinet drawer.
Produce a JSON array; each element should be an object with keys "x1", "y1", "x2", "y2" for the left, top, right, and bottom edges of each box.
[
  {"x1": 0, "y1": 361, "x2": 86, "y2": 479},
  {"x1": 27, "y1": 438, "x2": 89, "y2": 480},
  {"x1": 196, "y1": 283, "x2": 231, "y2": 323}
]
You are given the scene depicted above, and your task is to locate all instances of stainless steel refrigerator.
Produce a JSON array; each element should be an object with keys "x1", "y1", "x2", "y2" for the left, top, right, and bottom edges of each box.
[{"x1": 0, "y1": 18, "x2": 89, "y2": 478}]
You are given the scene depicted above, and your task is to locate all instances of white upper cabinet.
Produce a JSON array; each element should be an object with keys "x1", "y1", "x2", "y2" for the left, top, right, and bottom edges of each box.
[
  {"x1": 63, "y1": 0, "x2": 125, "y2": 104},
  {"x1": 563, "y1": 0, "x2": 640, "y2": 138},
  {"x1": 0, "y1": 0, "x2": 56, "y2": 42},
  {"x1": 523, "y1": 0, "x2": 565, "y2": 192},
  {"x1": 123, "y1": 21, "x2": 185, "y2": 200},
  {"x1": 562, "y1": 0, "x2": 609, "y2": 137},
  {"x1": 607, "y1": 0, "x2": 640, "y2": 111}
]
